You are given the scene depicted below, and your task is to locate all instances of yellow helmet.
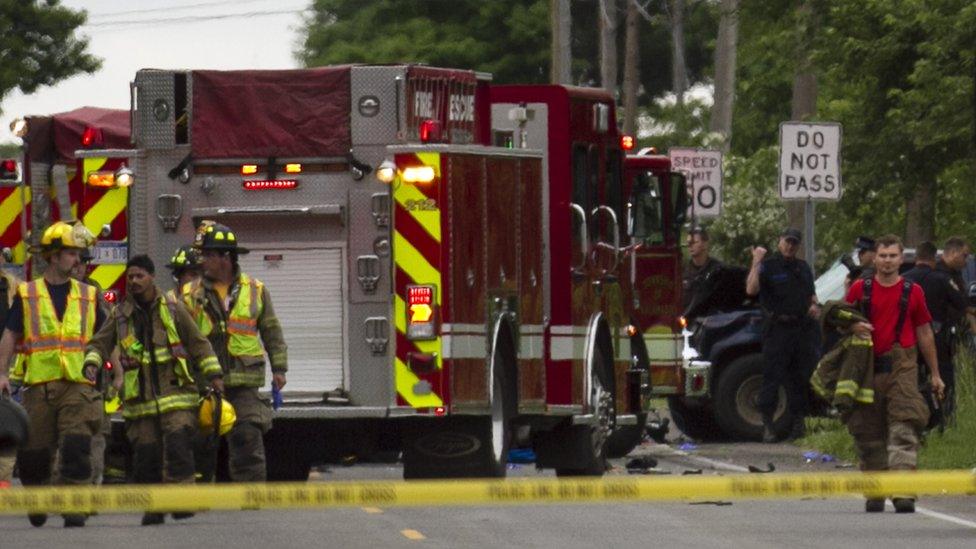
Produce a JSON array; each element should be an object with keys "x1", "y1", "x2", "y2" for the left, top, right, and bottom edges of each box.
[
  {"x1": 36, "y1": 221, "x2": 95, "y2": 253},
  {"x1": 199, "y1": 392, "x2": 236, "y2": 436}
]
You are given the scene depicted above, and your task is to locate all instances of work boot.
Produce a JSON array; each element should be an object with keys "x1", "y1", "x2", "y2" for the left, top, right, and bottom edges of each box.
[
  {"x1": 864, "y1": 498, "x2": 885, "y2": 513},
  {"x1": 171, "y1": 512, "x2": 195, "y2": 521},
  {"x1": 761, "y1": 415, "x2": 777, "y2": 443},
  {"x1": 141, "y1": 513, "x2": 165, "y2": 526},
  {"x1": 892, "y1": 498, "x2": 915, "y2": 513},
  {"x1": 28, "y1": 513, "x2": 48, "y2": 527},
  {"x1": 63, "y1": 514, "x2": 87, "y2": 528},
  {"x1": 787, "y1": 417, "x2": 806, "y2": 441}
]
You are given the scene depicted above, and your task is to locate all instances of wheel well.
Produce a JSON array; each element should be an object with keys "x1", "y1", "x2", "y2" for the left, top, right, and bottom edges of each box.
[
  {"x1": 713, "y1": 345, "x2": 762, "y2": 379},
  {"x1": 492, "y1": 316, "x2": 519, "y2": 410}
]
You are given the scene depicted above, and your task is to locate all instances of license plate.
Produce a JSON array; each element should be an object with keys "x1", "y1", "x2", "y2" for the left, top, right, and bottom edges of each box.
[{"x1": 92, "y1": 241, "x2": 128, "y2": 265}]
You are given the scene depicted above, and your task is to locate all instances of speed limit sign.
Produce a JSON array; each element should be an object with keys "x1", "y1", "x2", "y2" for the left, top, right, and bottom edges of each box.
[{"x1": 669, "y1": 148, "x2": 723, "y2": 218}]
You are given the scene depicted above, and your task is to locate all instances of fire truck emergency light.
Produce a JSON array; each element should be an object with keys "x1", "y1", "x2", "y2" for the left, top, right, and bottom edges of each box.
[
  {"x1": 621, "y1": 135, "x2": 636, "y2": 151},
  {"x1": 116, "y1": 165, "x2": 134, "y2": 188},
  {"x1": 87, "y1": 171, "x2": 117, "y2": 188},
  {"x1": 242, "y1": 180, "x2": 299, "y2": 191},
  {"x1": 81, "y1": 126, "x2": 103, "y2": 147},
  {"x1": 9, "y1": 118, "x2": 28, "y2": 137},
  {"x1": 401, "y1": 166, "x2": 435, "y2": 184},
  {"x1": 1, "y1": 159, "x2": 19, "y2": 182},
  {"x1": 375, "y1": 160, "x2": 396, "y2": 183},
  {"x1": 406, "y1": 285, "x2": 436, "y2": 340},
  {"x1": 284, "y1": 163, "x2": 302, "y2": 174},
  {"x1": 419, "y1": 119, "x2": 441, "y2": 143},
  {"x1": 241, "y1": 164, "x2": 259, "y2": 175}
]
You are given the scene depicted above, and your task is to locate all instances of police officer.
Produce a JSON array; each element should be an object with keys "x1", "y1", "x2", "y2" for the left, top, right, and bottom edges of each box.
[
  {"x1": 182, "y1": 222, "x2": 288, "y2": 481},
  {"x1": 845, "y1": 236, "x2": 877, "y2": 288},
  {"x1": 84, "y1": 255, "x2": 222, "y2": 525},
  {"x1": 682, "y1": 227, "x2": 722, "y2": 317},
  {"x1": 0, "y1": 221, "x2": 103, "y2": 528},
  {"x1": 746, "y1": 228, "x2": 819, "y2": 442}
]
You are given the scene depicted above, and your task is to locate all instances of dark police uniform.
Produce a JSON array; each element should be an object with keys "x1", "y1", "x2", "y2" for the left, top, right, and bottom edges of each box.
[
  {"x1": 903, "y1": 262, "x2": 968, "y2": 418},
  {"x1": 682, "y1": 257, "x2": 722, "y2": 313},
  {"x1": 756, "y1": 254, "x2": 818, "y2": 426}
]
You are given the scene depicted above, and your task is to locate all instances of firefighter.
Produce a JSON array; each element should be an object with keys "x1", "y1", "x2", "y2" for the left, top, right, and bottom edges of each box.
[
  {"x1": 182, "y1": 222, "x2": 287, "y2": 482},
  {"x1": 0, "y1": 221, "x2": 103, "y2": 528},
  {"x1": 0, "y1": 248, "x2": 20, "y2": 487},
  {"x1": 83, "y1": 254, "x2": 223, "y2": 525},
  {"x1": 166, "y1": 245, "x2": 203, "y2": 301}
]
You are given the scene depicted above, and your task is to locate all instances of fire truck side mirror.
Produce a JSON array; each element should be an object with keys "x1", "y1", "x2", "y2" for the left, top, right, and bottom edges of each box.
[{"x1": 670, "y1": 171, "x2": 688, "y2": 229}]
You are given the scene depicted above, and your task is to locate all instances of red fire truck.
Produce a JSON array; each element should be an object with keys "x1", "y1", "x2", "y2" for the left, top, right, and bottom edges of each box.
[
  {"x1": 86, "y1": 65, "x2": 689, "y2": 479},
  {"x1": 1, "y1": 107, "x2": 131, "y2": 295}
]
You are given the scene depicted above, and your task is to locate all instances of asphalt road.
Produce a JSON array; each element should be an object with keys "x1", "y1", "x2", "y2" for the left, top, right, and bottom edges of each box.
[{"x1": 2, "y1": 437, "x2": 973, "y2": 549}]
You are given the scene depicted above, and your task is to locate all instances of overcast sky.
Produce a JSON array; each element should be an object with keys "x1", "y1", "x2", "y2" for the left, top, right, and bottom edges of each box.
[{"x1": 1, "y1": 0, "x2": 309, "y2": 143}]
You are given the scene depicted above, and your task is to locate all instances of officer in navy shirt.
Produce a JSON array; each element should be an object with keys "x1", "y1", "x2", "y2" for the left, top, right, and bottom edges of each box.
[{"x1": 746, "y1": 228, "x2": 819, "y2": 442}]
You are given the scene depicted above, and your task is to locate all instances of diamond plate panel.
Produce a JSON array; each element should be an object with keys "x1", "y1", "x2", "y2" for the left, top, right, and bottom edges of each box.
[
  {"x1": 350, "y1": 66, "x2": 405, "y2": 145},
  {"x1": 348, "y1": 184, "x2": 391, "y2": 303},
  {"x1": 135, "y1": 70, "x2": 176, "y2": 150},
  {"x1": 347, "y1": 303, "x2": 394, "y2": 406}
]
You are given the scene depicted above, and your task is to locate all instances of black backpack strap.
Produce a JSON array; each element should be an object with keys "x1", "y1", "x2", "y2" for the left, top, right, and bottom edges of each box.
[
  {"x1": 862, "y1": 278, "x2": 873, "y2": 319},
  {"x1": 0, "y1": 275, "x2": 8, "y2": 322},
  {"x1": 894, "y1": 279, "x2": 912, "y2": 340}
]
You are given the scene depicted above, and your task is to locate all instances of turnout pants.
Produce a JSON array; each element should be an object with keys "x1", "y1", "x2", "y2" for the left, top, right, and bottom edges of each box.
[
  {"x1": 224, "y1": 387, "x2": 272, "y2": 482},
  {"x1": 126, "y1": 409, "x2": 197, "y2": 485},
  {"x1": 18, "y1": 380, "x2": 103, "y2": 487},
  {"x1": 846, "y1": 345, "x2": 929, "y2": 472}
]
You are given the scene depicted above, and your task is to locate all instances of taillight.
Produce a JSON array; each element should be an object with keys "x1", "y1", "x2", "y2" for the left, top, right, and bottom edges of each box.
[
  {"x1": 419, "y1": 119, "x2": 441, "y2": 143},
  {"x1": 242, "y1": 180, "x2": 299, "y2": 191},
  {"x1": 406, "y1": 285, "x2": 437, "y2": 340}
]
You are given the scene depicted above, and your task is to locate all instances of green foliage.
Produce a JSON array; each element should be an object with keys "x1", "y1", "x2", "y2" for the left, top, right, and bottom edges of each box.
[{"x1": 0, "y1": 0, "x2": 101, "y2": 114}]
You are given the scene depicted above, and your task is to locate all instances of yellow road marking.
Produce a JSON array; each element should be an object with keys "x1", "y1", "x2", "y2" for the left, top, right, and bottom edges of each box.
[
  {"x1": 401, "y1": 529, "x2": 426, "y2": 541},
  {"x1": 361, "y1": 506, "x2": 383, "y2": 514}
]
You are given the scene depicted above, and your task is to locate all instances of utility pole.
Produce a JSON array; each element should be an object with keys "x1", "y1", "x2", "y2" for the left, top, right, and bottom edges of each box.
[{"x1": 551, "y1": 0, "x2": 572, "y2": 84}]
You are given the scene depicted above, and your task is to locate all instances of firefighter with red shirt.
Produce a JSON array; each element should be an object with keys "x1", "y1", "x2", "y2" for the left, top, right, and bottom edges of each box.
[{"x1": 845, "y1": 234, "x2": 945, "y2": 514}]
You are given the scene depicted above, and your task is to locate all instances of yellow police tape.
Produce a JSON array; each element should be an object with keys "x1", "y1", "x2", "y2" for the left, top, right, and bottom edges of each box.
[{"x1": 1, "y1": 471, "x2": 973, "y2": 515}]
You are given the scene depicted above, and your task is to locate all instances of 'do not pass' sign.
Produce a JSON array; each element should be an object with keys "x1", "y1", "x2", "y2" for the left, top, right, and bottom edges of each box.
[
  {"x1": 778, "y1": 122, "x2": 842, "y2": 201},
  {"x1": 669, "y1": 148, "x2": 722, "y2": 218}
]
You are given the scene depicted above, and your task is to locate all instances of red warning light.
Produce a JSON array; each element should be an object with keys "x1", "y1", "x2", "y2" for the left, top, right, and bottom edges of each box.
[
  {"x1": 621, "y1": 135, "x2": 635, "y2": 151},
  {"x1": 419, "y1": 119, "x2": 441, "y2": 143},
  {"x1": 103, "y1": 290, "x2": 118, "y2": 304},
  {"x1": 81, "y1": 126, "x2": 103, "y2": 147},
  {"x1": 242, "y1": 180, "x2": 299, "y2": 191}
]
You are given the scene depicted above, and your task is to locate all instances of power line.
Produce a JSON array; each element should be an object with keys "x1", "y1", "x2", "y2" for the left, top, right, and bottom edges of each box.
[
  {"x1": 86, "y1": 0, "x2": 288, "y2": 20},
  {"x1": 83, "y1": 8, "x2": 311, "y2": 29}
]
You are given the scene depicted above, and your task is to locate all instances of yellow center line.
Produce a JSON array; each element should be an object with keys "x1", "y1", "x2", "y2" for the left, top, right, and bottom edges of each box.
[
  {"x1": 361, "y1": 506, "x2": 383, "y2": 514},
  {"x1": 401, "y1": 529, "x2": 426, "y2": 541}
]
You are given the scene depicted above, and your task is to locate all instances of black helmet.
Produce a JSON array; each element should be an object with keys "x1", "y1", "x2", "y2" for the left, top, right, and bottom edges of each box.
[
  {"x1": 193, "y1": 221, "x2": 249, "y2": 254},
  {"x1": 166, "y1": 245, "x2": 203, "y2": 271},
  {"x1": 0, "y1": 395, "x2": 29, "y2": 452}
]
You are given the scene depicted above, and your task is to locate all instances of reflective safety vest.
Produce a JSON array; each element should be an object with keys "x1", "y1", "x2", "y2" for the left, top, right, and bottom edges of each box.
[
  {"x1": 17, "y1": 279, "x2": 98, "y2": 386},
  {"x1": 112, "y1": 296, "x2": 201, "y2": 419},
  {"x1": 183, "y1": 273, "x2": 266, "y2": 387}
]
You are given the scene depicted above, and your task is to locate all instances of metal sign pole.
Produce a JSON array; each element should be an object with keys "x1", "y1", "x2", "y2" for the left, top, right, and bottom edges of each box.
[{"x1": 804, "y1": 199, "x2": 815, "y2": 275}]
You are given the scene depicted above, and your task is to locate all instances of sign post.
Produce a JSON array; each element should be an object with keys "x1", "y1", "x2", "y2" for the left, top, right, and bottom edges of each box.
[
  {"x1": 669, "y1": 148, "x2": 723, "y2": 220},
  {"x1": 778, "y1": 122, "x2": 842, "y2": 270}
]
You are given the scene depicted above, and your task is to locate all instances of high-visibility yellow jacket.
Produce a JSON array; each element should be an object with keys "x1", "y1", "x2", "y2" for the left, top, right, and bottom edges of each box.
[
  {"x1": 84, "y1": 287, "x2": 221, "y2": 419},
  {"x1": 16, "y1": 279, "x2": 98, "y2": 386},
  {"x1": 182, "y1": 272, "x2": 287, "y2": 388}
]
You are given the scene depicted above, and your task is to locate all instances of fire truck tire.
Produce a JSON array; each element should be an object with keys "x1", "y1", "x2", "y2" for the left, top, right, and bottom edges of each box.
[
  {"x1": 401, "y1": 324, "x2": 516, "y2": 479},
  {"x1": 606, "y1": 413, "x2": 647, "y2": 458},
  {"x1": 666, "y1": 397, "x2": 721, "y2": 441},
  {"x1": 264, "y1": 425, "x2": 312, "y2": 481},
  {"x1": 713, "y1": 353, "x2": 789, "y2": 441},
  {"x1": 553, "y1": 338, "x2": 613, "y2": 477}
]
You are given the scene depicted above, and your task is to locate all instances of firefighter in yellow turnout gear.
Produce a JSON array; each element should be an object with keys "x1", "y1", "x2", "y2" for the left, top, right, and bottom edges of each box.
[
  {"x1": 0, "y1": 221, "x2": 103, "y2": 528},
  {"x1": 84, "y1": 254, "x2": 223, "y2": 526},
  {"x1": 183, "y1": 222, "x2": 288, "y2": 481}
]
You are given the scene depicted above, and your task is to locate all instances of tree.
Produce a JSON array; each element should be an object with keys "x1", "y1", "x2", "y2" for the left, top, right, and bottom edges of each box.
[
  {"x1": 709, "y1": 0, "x2": 739, "y2": 152},
  {"x1": 0, "y1": 0, "x2": 101, "y2": 115},
  {"x1": 668, "y1": 0, "x2": 688, "y2": 105},
  {"x1": 621, "y1": 0, "x2": 641, "y2": 135},
  {"x1": 598, "y1": 0, "x2": 619, "y2": 92}
]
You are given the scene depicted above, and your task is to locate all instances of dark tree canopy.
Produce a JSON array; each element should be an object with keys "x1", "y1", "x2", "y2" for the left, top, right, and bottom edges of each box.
[{"x1": 0, "y1": 0, "x2": 101, "y2": 113}]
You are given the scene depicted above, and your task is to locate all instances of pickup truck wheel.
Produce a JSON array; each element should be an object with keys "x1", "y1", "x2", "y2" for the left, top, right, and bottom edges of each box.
[
  {"x1": 667, "y1": 397, "x2": 721, "y2": 441},
  {"x1": 713, "y1": 353, "x2": 788, "y2": 441}
]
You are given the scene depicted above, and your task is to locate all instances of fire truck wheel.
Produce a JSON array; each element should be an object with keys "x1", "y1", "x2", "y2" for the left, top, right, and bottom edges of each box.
[
  {"x1": 554, "y1": 340, "x2": 613, "y2": 477},
  {"x1": 713, "y1": 353, "x2": 789, "y2": 441},
  {"x1": 666, "y1": 397, "x2": 721, "y2": 441},
  {"x1": 401, "y1": 323, "x2": 516, "y2": 479},
  {"x1": 606, "y1": 413, "x2": 647, "y2": 458}
]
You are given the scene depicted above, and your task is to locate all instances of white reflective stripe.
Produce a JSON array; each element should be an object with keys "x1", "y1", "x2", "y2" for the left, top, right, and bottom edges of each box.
[
  {"x1": 519, "y1": 334, "x2": 544, "y2": 359},
  {"x1": 549, "y1": 325, "x2": 587, "y2": 335},
  {"x1": 441, "y1": 333, "x2": 487, "y2": 359},
  {"x1": 549, "y1": 334, "x2": 585, "y2": 361},
  {"x1": 519, "y1": 324, "x2": 545, "y2": 336},
  {"x1": 441, "y1": 323, "x2": 485, "y2": 334},
  {"x1": 645, "y1": 333, "x2": 682, "y2": 361}
]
